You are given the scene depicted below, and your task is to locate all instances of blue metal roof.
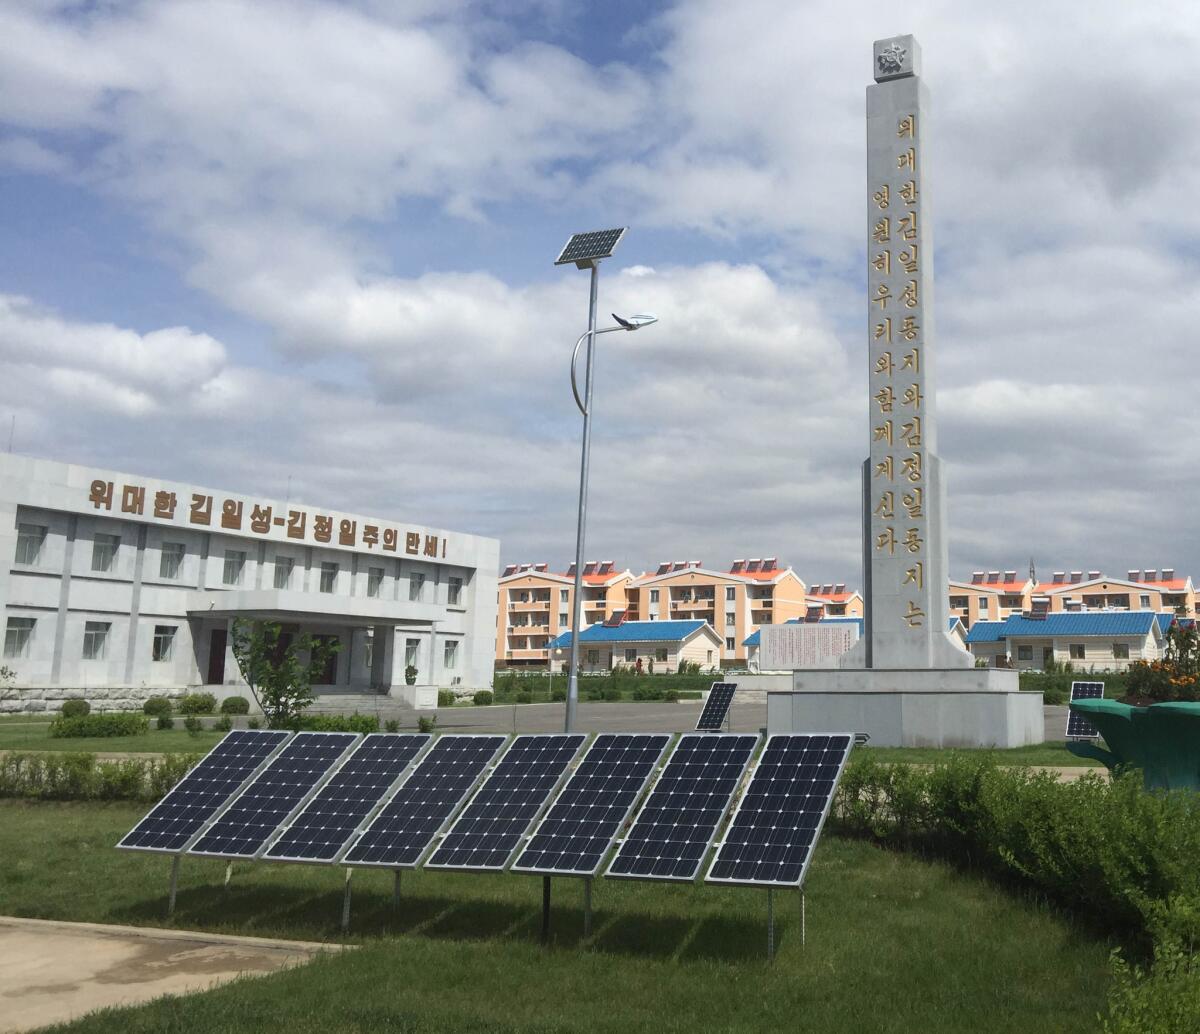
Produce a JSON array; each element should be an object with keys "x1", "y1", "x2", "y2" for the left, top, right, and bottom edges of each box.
[
  {"x1": 964, "y1": 620, "x2": 1007, "y2": 644},
  {"x1": 550, "y1": 620, "x2": 709, "y2": 649},
  {"x1": 1156, "y1": 614, "x2": 1194, "y2": 635},
  {"x1": 998, "y1": 612, "x2": 1159, "y2": 638}
]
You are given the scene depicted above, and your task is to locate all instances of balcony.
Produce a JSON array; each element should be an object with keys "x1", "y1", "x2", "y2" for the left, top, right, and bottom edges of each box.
[
  {"x1": 509, "y1": 600, "x2": 551, "y2": 612},
  {"x1": 507, "y1": 648, "x2": 551, "y2": 660}
]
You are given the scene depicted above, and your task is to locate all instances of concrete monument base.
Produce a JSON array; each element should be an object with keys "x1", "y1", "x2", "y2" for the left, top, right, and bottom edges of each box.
[{"x1": 768, "y1": 668, "x2": 1044, "y2": 747}]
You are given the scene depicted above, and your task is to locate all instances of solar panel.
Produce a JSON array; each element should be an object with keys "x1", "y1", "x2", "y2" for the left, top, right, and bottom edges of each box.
[
  {"x1": 511, "y1": 733, "x2": 672, "y2": 878},
  {"x1": 263, "y1": 733, "x2": 432, "y2": 864},
  {"x1": 424, "y1": 734, "x2": 586, "y2": 872},
  {"x1": 706, "y1": 732, "x2": 853, "y2": 888},
  {"x1": 605, "y1": 733, "x2": 758, "y2": 883},
  {"x1": 696, "y1": 682, "x2": 738, "y2": 731},
  {"x1": 117, "y1": 730, "x2": 291, "y2": 854},
  {"x1": 188, "y1": 732, "x2": 360, "y2": 860},
  {"x1": 1066, "y1": 681, "x2": 1105, "y2": 739},
  {"x1": 554, "y1": 228, "x2": 626, "y2": 266},
  {"x1": 341, "y1": 734, "x2": 508, "y2": 869}
]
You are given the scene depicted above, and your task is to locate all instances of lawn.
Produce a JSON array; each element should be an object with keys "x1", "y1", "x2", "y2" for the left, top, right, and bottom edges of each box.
[
  {"x1": 1, "y1": 800, "x2": 1115, "y2": 1033},
  {"x1": 0, "y1": 716, "x2": 222, "y2": 754}
]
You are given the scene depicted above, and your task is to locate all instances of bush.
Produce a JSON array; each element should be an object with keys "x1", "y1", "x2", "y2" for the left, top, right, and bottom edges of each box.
[
  {"x1": 473, "y1": 691, "x2": 494, "y2": 707},
  {"x1": 384, "y1": 719, "x2": 400, "y2": 733},
  {"x1": 156, "y1": 714, "x2": 174, "y2": 730},
  {"x1": 49, "y1": 713, "x2": 149, "y2": 738},
  {"x1": 515, "y1": 690, "x2": 533, "y2": 704},
  {"x1": 632, "y1": 684, "x2": 664, "y2": 702},
  {"x1": 247, "y1": 717, "x2": 261, "y2": 729},
  {"x1": 0, "y1": 750, "x2": 201, "y2": 801},
  {"x1": 142, "y1": 696, "x2": 173, "y2": 717},
  {"x1": 1103, "y1": 937, "x2": 1200, "y2": 1033},
  {"x1": 551, "y1": 686, "x2": 566, "y2": 703},
  {"x1": 220, "y1": 695, "x2": 250, "y2": 715},
  {"x1": 183, "y1": 716, "x2": 203, "y2": 735},
  {"x1": 178, "y1": 692, "x2": 217, "y2": 715},
  {"x1": 437, "y1": 690, "x2": 456, "y2": 707},
  {"x1": 417, "y1": 715, "x2": 437, "y2": 734},
  {"x1": 664, "y1": 689, "x2": 680, "y2": 703},
  {"x1": 214, "y1": 714, "x2": 233, "y2": 732},
  {"x1": 60, "y1": 699, "x2": 91, "y2": 718},
  {"x1": 294, "y1": 713, "x2": 380, "y2": 734},
  {"x1": 601, "y1": 686, "x2": 621, "y2": 702}
]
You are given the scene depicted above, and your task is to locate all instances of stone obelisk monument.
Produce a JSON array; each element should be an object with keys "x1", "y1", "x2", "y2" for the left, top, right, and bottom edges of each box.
[{"x1": 765, "y1": 35, "x2": 1044, "y2": 747}]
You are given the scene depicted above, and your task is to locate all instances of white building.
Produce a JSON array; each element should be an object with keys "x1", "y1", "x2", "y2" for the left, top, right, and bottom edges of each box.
[{"x1": 0, "y1": 454, "x2": 498, "y2": 708}]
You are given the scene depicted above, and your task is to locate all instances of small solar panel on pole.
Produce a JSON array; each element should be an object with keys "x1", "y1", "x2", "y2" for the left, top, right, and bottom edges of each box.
[{"x1": 1066, "y1": 681, "x2": 1104, "y2": 739}]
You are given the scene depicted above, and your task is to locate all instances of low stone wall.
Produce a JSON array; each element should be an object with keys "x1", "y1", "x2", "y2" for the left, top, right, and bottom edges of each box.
[{"x1": 0, "y1": 686, "x2": 188, "y2": 715}]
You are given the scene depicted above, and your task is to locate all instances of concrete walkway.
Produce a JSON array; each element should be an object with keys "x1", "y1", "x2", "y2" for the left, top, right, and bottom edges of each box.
[{"x1": 0, "y1": 917, "x2": 343, "y2": 1032}]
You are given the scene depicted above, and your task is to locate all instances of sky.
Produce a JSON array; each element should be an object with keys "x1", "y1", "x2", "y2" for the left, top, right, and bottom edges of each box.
[{"x1": 1, "y1": 0, "x2": 1197, "y2": 585}]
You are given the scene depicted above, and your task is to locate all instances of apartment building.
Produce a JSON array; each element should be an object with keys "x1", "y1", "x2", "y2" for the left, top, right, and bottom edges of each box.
[
  {"x1": 1033, "y1": 569, "x2": 1196, "y2": 618},
  {"x1": 949, "y1": 571, "x2": 1033, "y2": 627},
  {"x1": 805, "y1": 583, "x2": 865, "y2": 618}
]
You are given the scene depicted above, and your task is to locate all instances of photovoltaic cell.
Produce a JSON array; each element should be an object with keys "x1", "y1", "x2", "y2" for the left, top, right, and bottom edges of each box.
[
  {"x1": 696, "y1": 682, "x2": 738, "y2": 732},
  {"x1": 263, "y1": 733, "x2": 432, "y2": 864},
  {"x1": 341, "y1": 735, "x2": 507, "y2": 869},
  {"x1": 424, "y1": 733, "x2": 586, "y2": 872},
  {"x1": 554, "y1": 228, "x2": 626, "y2": 266},
  {"x1": 511, "y1": 733, "x2": 672, "y2": 877},
  {"x1": 188, "y1": 732, "x2": 360, "y2": 860},
  {"x1": 706, "y1": 733, "x2": 853, "y2": 888},
  {"x1": 117, "y1": 730, "x2": 290, "y2": 854},
  {"x1": 606, "y1": 733, "x2": 758, "y2": 883},
  {"x1": 1066, "y1": 681, "x2": 1105, "y2": 739}
]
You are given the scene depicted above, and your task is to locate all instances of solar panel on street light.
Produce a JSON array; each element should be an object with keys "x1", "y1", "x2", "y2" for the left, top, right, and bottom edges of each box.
[{"x1": 554, "y1": 228, "x2": 627, "y2": 267}]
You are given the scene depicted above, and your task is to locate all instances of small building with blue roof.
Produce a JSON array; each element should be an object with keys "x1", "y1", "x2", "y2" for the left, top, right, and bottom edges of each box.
[
  {"x1": 965, "y1": 611, "x2": 1167, "y2": 671},
  {"x1": 548, "y1": 619, "x2": 722, "y2": 673}
]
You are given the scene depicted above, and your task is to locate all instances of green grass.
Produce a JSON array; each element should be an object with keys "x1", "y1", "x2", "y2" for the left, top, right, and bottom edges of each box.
[
  {"x1": 861, "y1": 742, "x2": 1104, "y2": 767},
  {"x1": 1, "y1": 800, "x2": 1114, "y2": 1033},
  {"x1": 0, "y1": 717, "x2": 222, "y2": 754}
]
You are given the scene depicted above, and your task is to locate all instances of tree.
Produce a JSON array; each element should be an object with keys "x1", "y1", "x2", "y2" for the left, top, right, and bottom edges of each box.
[
  {"x1": 0, "y1": 665, "x2": 14, "y2": 687},
  {"x1": 230, "y1": 620, "x2": 341, "y2": 728}
]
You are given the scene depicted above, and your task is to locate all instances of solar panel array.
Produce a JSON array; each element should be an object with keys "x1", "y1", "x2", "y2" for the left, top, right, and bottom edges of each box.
[
  {"x1": 512, "y1": 733, "x2": 671, "y2": 877},
  {"x1": 264, "y1": 733, "x2": 432, "y2": 864},
  {"x1": 425, "y1": 734, "x2": 586, "y2": 872},
  {"x1": 606, "y1": 733, "x2": 758, "y2": 883},
  {"x1": 342, "y1": 735, "x2": 507, "y2": 868},
  {"x1": 1066, "y1": 681, "x2": 1105, "y2": 739},
  {"x1": 118, "y1": 730, "x2": 290, "y2": 854},
  {"x1": 707, "y1": 733, "x2": 852, "y2": 888},
  {"x1": 554, "y1": 228, "x2": 626, "y2": 266},
  {"x1": 189, "y1": 732, "x2": 359, "y2": 860},
  {"x1": 696, "y1": 682, "x2": 737, "y2": 732}
]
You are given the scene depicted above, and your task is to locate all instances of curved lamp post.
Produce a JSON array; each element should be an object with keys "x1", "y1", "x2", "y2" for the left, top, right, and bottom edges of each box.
[{"x1": 554, "y1": 228, "x2": 657, "y2": 732}]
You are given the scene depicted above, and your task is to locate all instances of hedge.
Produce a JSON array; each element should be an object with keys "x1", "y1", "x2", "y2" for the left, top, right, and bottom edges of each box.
[
  {"x1": 0, "y1": 751, "x2": 200, "y2": 801},
  {"x1": 178, "y1": 692, "x2": 217, "y2": 715},
  {"x1": 292, "y1": 713, "x2": 379, "y2": 734},
  {"x1": 49, "y1": 713, "x2": 149, "y2": 738},
  {"x1": 220, "y1": 695, "x2": 251, "y2": 715}
]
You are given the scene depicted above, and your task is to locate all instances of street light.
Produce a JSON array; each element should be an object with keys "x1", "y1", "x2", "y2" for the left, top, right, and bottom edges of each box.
[{"x1": 554, "y1": 227, "x2": 658, "y2": 732}]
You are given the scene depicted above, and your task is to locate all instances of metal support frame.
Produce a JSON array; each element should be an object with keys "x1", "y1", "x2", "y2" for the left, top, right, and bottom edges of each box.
[
  {"x1": 801, "y1": 890, "x2": 806, "y2": 947},
  {"x1": 393, "y1": 870, "x2": 402, "y2": 910},
  {"x1": 583, "y1": 877, "x2": 593, "y2": 937},
  {"x1": 342, "y1": 868, "x2": 354, "y2": 931},
  {"x1": 767, "y1": 887, "x2": 775, "y2": 961},
  {"x1": 167, "y1": 855, "x2": 181, "y2": 917},
  {"x1": 223, "y1": 860, "x2": 234, "y2": 889},
  {"x1": 541, "y1": 875, "x2": 552, "y2": 943}
]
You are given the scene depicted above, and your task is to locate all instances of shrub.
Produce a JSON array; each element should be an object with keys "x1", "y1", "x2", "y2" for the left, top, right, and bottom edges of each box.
[
  {"x1": 473, "y1": 691, "x2": 494, "y2": 706},
  {"x1": 405, "y1": 665, "x2": 418, "y2": 686},
  {"x1": 183, "y1": 716, "x2": 203, "y2": 735},
  {"x1": 60, "y1": 699, "x2": 91, "y2": 718},
  {"x1": 601, "y1": 686, "x2": 621, "y2": 702},
  {"x1": 632, "y1": 684, "x2": 664, "y2": 702},
  {"x1": 142, "y1": 696, "x2": 173, "y2": 717},
  {"x1": 295, "y1": 713, "x2": 380, "y2": 734},
  {"x1": 220, "y1": 695, "x2": 250, "y2": 715},
  {"x1": 664, "y1": 688, "x2": 680, "y2": 703},
  {"x1": 417, "y1": 715, "x2": 437, "y2": 734},
  {"x1": 0, "y1": 750, "x2": 201, "y2": 801},
  {"x1": 49, "y1": 713, "x2": 149, "y2": 738},
  {"x1": 551, "y1": 686, "x2": 566, "y2": 703},
  {"x1": 214, "y1": 714, "x2": 233, "y2": 732},
  {"x1": 515, "y1": 690, "x2": 533, "y2": 704},
  {"x1": 384, "y1": 719, "x2": 400, "y2": 733},
  {"x1": 156, "y1": 714, "x2": 175, "y2": 730},
  {"x1": 437, "y1": 690, "x2": 456, "y2": 707},
  {"x1": 178, "y1": 692, "x2": 217, "y2": 715},
  {"x1": 247, "y1": 717, "x2": 261, "y2": 729},
  {"x1": 1103, "y1": 937, "x2": 1200, "y2": 1033}
]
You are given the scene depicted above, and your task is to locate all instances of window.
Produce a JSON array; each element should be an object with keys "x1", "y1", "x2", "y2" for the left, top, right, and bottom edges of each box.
[
  {"x1": 152, "y1": 625, "x2": 177, "y2": 662},
  {"x1": 448, "y1": 576, "x2": 463, "y2": 606},
  {"x1": 726, "y1": 587, "x2": 736, "y2": 601},
  {"x1": 82, "y1": 621, "x2": 110, "y2": 660},
  {"x1": 405, "y1": 638, "x2": 419, "y2": 668},
  {"x1": 1017, "y1": 645, "x2": 1033, "y2": 661},
  {"x1": 410, "y1": 572, "x2": 425, "y2": 602},
  {"x1": 560, "y1": 588, "x2": 569, "y2": 603},
  {"x1": 4, "y1": 617, "x2": 34, "y2": 659},
  {"x1": 91, "y1": 533, "x2": 120, "y2": 573},
  {"x1": 725, "y1": 612, "x2": 736, "y2": 627},
  {"x1": 725, "y1": 637, "x2": 735, "y2": 651},
  {"x1": 707, "y1": 650, "x2": 714, "y2": 663},
  {"x1": 444, "y1": 640, "x2": 459, "y2": 669},
  {"x1": 159, "y1": 542, "x2": 185, "y2": 580},
  {"x1": 367, "y1": 567, "x2": 385, "y2": 599},
  {"x1": 559, "y1": 612, "x2": 568, "y2": 626},
  {"x1": 978, "y1": 597, "x2": 989, "y2": 615},
  {"x1": 15, "y1": 523, "x2": 47, "y2": 566},
  {"x1": 588, "y1": 649, "x2": 599, "y2": 664},
  {"x1": 320, "y1": 562, "x2": 338, "y2": 594},
  {"x1": 1139, "y1": 594, "x2": 1151, "y2": 609},
  {"x1": 655, "y1": 647, "x2": 668, "y2": 662},
  {"x1": 1069, "y1": 644, "x2": 1086, "y2": 660},
  {"x1": 625, "y1": 648, "x2": 636, "y2": 662},
  {"x1": 650, "y1": 589, "x2": 659, "y2": 603},
  {"x1": 222, "y1": 550, "x2": 246, "y2": 586},
  {"x1": 274, "y1": 556, "x2": 294, "y2": 590},
  {"x1": 1113, "y1": 643, "x2": 1130, "y2": 660}
]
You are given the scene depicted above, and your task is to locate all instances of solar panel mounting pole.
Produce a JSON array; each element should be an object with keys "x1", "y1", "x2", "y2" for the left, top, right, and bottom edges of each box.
[
  {"x1": 167, "y1": 855, "x2": 181, "y2": 918},
  {"x1": 583, "y1": 877, "x2": 593, "y2": 937},
  {"x1": 541, "y1": 875, "x2": 552, "y2": 943},
  {"x1": 767, "y1": 887, "x2": 775, "y2": 961},
  {"x1": 342, "y1": 868, "x2": 354, "y2": 931},
  {"x1": 393, "y1": 870, "x2": 402, "y2": 910}
]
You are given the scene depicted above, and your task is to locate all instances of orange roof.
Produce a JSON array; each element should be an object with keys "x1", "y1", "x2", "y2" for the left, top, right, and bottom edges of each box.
[
  {"x1": 738, "y1": 569, "x2": 786, "y2": 581},
  {"x1": 808, "y1": 590, "x2": 857, "y2": 602},
  {"x1": 959, "y1": 581, "x2": 1028, "y2": 594},
  {"x1": 1037, "y1": 576, "x2": 1190, "y2": 594},
  {"x1": 1145, "y1": 579, "x2": 1189, "y2": 592}
]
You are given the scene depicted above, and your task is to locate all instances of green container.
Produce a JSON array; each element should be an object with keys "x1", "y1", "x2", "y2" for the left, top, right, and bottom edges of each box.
[{"x1": 1068, "y1": 698, "x2": 1200, "y2": 790}]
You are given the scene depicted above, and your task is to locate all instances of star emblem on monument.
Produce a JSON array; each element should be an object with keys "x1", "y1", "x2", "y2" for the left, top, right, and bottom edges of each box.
[{"x1": 877, "y1": 42, "x2": 907, "y2": 75}]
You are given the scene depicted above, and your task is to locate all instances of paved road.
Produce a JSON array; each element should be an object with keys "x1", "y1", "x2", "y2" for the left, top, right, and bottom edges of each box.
[{"x1": 0, "y1": 917, "x2": 342, "y2": 1032}]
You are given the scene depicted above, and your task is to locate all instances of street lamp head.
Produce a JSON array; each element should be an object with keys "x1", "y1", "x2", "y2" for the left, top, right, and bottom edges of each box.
[{"x1": 611, "y1": 313, "x2": 657, "y2": 331}]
